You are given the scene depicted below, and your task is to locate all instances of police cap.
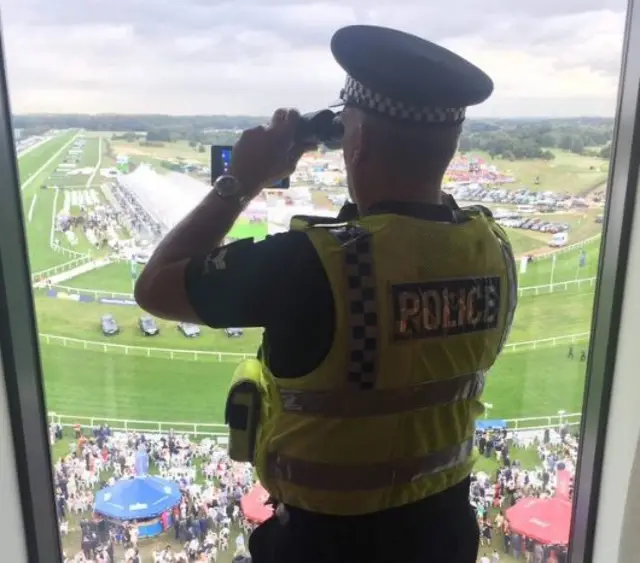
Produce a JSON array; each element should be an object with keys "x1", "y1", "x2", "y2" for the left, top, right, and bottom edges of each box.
[{"x1": 330, "y1": 25, "x2": 493, "y2": 125}]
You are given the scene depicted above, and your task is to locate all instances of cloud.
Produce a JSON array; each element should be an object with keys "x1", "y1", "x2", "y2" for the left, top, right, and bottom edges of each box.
[{"x1": 1, "y1": 0, "x2": 628, "y2": 116}]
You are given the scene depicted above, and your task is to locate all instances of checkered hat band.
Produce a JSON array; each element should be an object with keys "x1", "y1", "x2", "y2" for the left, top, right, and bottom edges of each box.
[{"x1": 339, "y1": 75, "x2": 466, "y2": 124}]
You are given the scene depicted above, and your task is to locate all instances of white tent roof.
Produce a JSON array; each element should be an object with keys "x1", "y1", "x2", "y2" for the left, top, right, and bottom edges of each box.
[{"x1": 117, "y1": 165, "x2": 209, "y2": 231}]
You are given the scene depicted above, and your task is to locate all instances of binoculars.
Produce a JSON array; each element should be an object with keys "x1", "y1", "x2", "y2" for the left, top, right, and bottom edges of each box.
[{"x1": 295, "y1": 109, "x2": 344, "y2": 150}]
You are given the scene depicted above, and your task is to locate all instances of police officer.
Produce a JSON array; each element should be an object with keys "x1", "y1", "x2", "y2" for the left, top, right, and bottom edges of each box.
[{"x1": 136, "y1": 25, "x2": 517, "y2": 563}]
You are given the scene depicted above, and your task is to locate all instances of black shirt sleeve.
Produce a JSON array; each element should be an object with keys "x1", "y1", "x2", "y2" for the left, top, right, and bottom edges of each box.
[
  {"x1": 184, "y1": 230, "x2": 335, "y2": 378},
  {"x1": 184, "y1": 231, "x2": 322, "y2": 328}
]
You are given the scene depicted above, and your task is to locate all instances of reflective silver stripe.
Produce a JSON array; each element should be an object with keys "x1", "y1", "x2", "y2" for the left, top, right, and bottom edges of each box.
[
  {"x1": 266, "y1": 438, "x2": 474, "y2": 492},
  {"x1": 278, "y1": 371, "x2": 485, "y2": 417}
]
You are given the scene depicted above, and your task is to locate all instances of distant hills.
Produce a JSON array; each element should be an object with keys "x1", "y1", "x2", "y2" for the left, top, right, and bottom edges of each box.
[{"x1": 12, "y1": 114, "x2": 615, "y2": 161}]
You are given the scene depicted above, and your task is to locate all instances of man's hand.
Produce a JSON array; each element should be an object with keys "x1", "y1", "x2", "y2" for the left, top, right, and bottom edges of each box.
[{"x1": 230, "y1": 108, "x2": 313, "y2": 198}]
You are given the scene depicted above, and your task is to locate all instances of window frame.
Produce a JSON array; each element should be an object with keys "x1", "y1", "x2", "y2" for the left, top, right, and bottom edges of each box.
[
  {"x1": 0, "y1": 17, "x2": 63, "y2": 563},
  {"x1": 0, "y1": 5, "x2": 638, "y2": 563},
  {"x1": 569, "y1": 0, "x2": 640, "y2": 561}
]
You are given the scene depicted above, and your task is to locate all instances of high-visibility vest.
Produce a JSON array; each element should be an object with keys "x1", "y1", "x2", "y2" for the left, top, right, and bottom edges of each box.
[{"x1": 226, "y1": 207, "x2": 517, "y2": 516}]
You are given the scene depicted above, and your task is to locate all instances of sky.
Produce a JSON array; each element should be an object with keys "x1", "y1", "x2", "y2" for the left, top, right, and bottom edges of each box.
[{"x1": 1, "y1": 0, "x2": 628, "y2": 117}]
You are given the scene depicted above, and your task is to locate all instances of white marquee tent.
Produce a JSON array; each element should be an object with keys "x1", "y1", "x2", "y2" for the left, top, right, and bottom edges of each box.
[
  {"x1": 116, "y1": 166, "x2": 210, "y2": 232},
  {"x1": 117, "y1": 166, "x2": 333, "y2": 236}
]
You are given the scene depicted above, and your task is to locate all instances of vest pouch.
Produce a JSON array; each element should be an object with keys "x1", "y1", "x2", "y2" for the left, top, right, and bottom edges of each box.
[{"x1": 225, "y1": 380, "x2": 262, "y2": 463}]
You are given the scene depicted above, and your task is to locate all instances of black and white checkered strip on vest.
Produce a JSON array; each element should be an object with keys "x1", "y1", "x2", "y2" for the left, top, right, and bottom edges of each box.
[
  {"x1": 339, "y1": 75, "x2": 466, "y2": 124},
  {"x1": 341, "y1": 228, "x2": 379, "y2": 391}
]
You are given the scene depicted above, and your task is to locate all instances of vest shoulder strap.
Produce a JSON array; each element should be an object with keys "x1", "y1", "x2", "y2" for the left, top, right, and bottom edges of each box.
[
  {"x1": 459, "y1": 204, "x2": 494, "y2": 220},
  {"x1": 304, "y1": 222, "x2": 371, "y2": 248}
]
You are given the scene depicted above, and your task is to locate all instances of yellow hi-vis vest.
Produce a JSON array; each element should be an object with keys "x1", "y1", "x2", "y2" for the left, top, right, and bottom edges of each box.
[{"x1": 225, "y1": 207, "x2": 517, "y2": 516}]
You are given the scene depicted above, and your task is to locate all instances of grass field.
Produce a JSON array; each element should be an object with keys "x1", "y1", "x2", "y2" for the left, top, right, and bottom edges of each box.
[
  {"x1": 20, "y1": 132, "x2": 82, "y2": 271},
  {"x1": 35, "y1": 282, "x2": 594, "y2": 349},
  {"x1": 18, "y1": 132, "x2": 596, "y2": 425},
  {"x1": 49, "y1": 137, "x2": 101, "y2": 188},
  {"x1": 17, "y1": 134, "x2": 593, "y2": 563},
  {"x1": 111, "y1": 139, "x2": 209, "y2": 164},
  {"x1": 470, "y1": 149, "x2": 609, "y2": 195},
  {"x1": 41, "y1": 340, "x2": 588, "y2": 423},
  {"x1": 63, "y1": 236, "x2": 601, "y2": 297}
]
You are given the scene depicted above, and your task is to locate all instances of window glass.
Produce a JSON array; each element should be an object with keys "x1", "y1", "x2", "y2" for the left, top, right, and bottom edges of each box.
[{"x1": 2, "y1": 1, "x2": 627, "y2": 561}]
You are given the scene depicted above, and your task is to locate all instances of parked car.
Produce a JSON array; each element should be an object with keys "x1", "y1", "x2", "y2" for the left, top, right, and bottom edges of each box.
[
  {"x1": 139, "y1": 316, "x2": 160, "y2": 336},
  {"x1": 101, "y1": 314, "x2": 119, "y2": 336},
  {"x1": 178, "y1": 322, "x2": 201, "y2": 338},
  {"x1": 224, "y1": 327, "x2": 244, "y2": 338}
]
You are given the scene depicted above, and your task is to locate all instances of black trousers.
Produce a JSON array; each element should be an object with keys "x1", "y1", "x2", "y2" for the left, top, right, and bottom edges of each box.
[{"x1": 248, "y1": 478, "x2": 479, "y2": 563}]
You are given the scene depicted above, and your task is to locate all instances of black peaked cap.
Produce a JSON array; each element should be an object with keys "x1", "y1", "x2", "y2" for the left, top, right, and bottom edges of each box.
[{"x1": 330, "y1": 25, "x2": 494, "y2": 125}]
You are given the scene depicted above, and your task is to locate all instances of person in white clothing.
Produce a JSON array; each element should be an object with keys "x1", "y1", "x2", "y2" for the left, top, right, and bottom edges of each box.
[{"x1": 480, "y1": 554, "x2": 491, "y2": 563}]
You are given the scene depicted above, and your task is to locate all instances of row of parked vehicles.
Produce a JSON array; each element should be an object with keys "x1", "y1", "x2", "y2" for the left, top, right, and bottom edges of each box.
[
  {"x1": 496, "y1": 217, "x2": 570, "y2": 234},
  {"x1": 100, "y1": 314, "x2": 244, "y2": 338},
  {"x1": 448, "y1": 185, "x2": 583, "y2": 209}
]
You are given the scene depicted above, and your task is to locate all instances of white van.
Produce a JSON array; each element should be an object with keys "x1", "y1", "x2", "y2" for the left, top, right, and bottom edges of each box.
[{"x1": 549, "y1": 232, "x2": 569, "y2": 247}]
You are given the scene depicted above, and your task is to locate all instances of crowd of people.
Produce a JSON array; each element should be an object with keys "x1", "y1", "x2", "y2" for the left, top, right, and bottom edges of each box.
[
  {"x1": 470, "y1": 425, "x2": 578, "y2": 562},
  {"x1": 49, "y1": 420, "x2": 578, "y2": 563},
  {"x1": 51, "y1": 424, "x2": 255, "y2": 563},
  {"x1": 107, "y1": 181, "x2": 163, "y2": 241}
]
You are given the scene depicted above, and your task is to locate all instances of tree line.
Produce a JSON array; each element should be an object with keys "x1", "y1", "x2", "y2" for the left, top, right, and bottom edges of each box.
[
  {"x1": 13, "y1": 114, "x2": 614, "y2": 161},
  {"x1": 459, "y1": 118, "x2": 613, "y2": 161}
]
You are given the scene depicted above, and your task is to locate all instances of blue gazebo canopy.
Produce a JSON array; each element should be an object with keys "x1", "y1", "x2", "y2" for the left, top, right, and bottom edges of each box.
[{"x1": 94, "y1": 475, "x2": 182, "y2": 520}]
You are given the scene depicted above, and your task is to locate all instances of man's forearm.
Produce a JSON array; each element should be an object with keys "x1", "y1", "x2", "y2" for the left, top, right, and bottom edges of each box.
[{"x1": 144, "y1": 190, "x2": 243, "y2": 269}]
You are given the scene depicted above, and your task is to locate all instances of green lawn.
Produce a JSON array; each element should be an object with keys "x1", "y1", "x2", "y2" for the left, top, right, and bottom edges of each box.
[
  {"x1": 518, "y1": 239, "x2": 600, "y2": 288},
  {"x1": 468, "y1": 149, "x2": 609, "y2": 195},
  {"x1": 62, "y1": 237, "x2": 602, "y2": 299},
  {"x1": 228, "y1": 218, "x2": 268, "y2": 240},
  {"x1": 41, "y1": 339, "x2": 587, "y2": 424},
  {"x1": 19, "y1": 132, "x2": 86, "y2": 271},
  {"x1": 20, "y1": 134, "x2": 76, "y2": 219},
  {"x1": 50, "y1": 137, "x2": 102, "y2": 188},
  {"x1": 502, "y1": 228, "x2": 547, "y2": 254},
  {"x1": 35, "y1": 279, "x2": 592, "y2": 424},
  {"x1": 78, "y1": 137, "x2": 100, "y2": 169},
  {"x1": 29, "y1": 141, "x2": 589, "y2": 563},
  {"x1": 34, "y1": 283, "x2": 593, "y2": 350},
  {"x1": 60, "y1": 262, "x2": 138, "y2": 294},
  {"x1": 111, "y1": 139, "x2": 210, "y2": 164},
  {"x1": 21, "y1": 135, "x2": 594, "y2": 426}
]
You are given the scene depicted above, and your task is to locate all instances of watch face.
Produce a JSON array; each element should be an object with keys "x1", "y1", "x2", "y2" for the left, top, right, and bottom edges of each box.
[{"x1": 215, "y1": 175, "x2": 241, "y2": 198}]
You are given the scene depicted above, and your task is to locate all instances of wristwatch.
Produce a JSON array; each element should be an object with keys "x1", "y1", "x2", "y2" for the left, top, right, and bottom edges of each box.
[{"x1": 213, "y1": 175, "x2": 250, "y2": 207}]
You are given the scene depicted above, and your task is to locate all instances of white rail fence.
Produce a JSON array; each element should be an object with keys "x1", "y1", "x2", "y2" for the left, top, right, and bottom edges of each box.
[
  {"x1": 532, "y1": 234, "x2": 601, "y2": 261},
  {"x1": 47, "y1": 411, "x2": 583, "y2": 438},
  {"x1": 31, "y1": 256, "x2": 95, "y2": 283},
  {"x1": 47, "y1": 285, "x2": 134, "y2": 300},
  {"x1": 38, "y1": 331, "x2": 590, "y2": 361},
  {"x1": 519, "y1": 277, "x2": 597, "y2": 296},
  {"x1": 47, "y1": 276, "x2": 599, "y2": 302},
  {"x1": 502, "y1": 332, "x2": 589, "y2": 353}
]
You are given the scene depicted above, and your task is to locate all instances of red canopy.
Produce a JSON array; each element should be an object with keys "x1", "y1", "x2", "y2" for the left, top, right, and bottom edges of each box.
[
  {"x1": 506, "y1": 497, "x2": 572, "y2": 545},
  {"x1": 240, "y1": 483, "x2": 274, "y2": 524}
]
